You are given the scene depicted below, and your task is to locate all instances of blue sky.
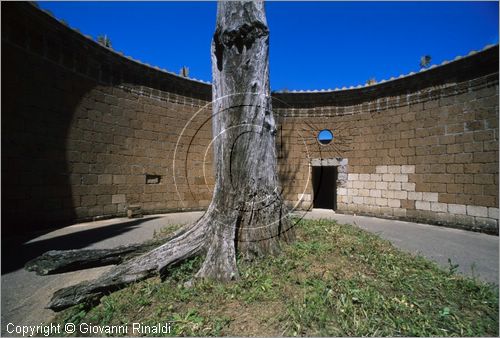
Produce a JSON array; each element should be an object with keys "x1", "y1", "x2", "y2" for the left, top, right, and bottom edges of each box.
[{"x1": 38, "y1": 1, "x2": 498, "y2": 91}]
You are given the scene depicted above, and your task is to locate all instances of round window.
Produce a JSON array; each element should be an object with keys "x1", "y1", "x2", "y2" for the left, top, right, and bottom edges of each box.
[{"x1": 317, "y1": 129, "x2": 333, "y2": 145}]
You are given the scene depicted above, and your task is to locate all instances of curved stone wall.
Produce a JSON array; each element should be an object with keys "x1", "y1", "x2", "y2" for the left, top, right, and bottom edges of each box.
[
  {"x1": 2, "y1": 2, "x2": 498, "y2": 234},
  {"x1": 273, "y1": 59, "x2": 498, "y2": 233},
  {"x1": 2, "y1": 2, "x2": 214, "y2": 234}
]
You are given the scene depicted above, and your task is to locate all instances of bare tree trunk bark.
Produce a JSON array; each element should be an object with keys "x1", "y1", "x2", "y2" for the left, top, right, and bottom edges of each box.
[
  {"x1": 47, "y1": 220, "x2": 208, "y2": 311},
  {"x1": 195, "y1": 0, "x2": 294, "y2": 280},
  {"x1": 25, "y1": 242, "x2": 161, "y2": 276},
  {"x1": 38, "y1": 0, "x2": 294, "y2": 311}
]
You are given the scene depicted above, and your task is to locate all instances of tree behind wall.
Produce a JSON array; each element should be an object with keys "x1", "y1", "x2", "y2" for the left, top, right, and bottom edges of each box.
[
  {"x1": 420, "y1": 55, "x2": 431, "y2": 68},
  {"x1": 97, "y1": 34, "x2": 112, "y2": 48}
]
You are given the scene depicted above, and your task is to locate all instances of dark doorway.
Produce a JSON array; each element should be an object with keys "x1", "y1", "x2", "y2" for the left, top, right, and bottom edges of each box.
[{"x1": 312, "y1": 166, "x2": 337, "y2": 210}]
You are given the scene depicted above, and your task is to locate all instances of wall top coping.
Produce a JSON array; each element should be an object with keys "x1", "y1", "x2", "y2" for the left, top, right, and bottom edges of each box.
[
  {"x1": 7, "y1": 2, "x2": 500, "y2": 107},
  {"x1": 273, "y1": 44, "x2": 498, "y2": 93},
  {"x1": 31, "y1": 3, "x2": 211, "y2": 86},
  {"x1": 34, "y1": 2, "x2": 498, "y2": 91}
]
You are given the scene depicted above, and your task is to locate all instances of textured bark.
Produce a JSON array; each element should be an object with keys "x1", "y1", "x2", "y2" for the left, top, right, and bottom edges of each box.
[
  {"x1": 47, "y1": 220, "x2": 208, "y2": 311},
  {"x1": 25, "y1": 239, "x2": 169, "y2": 275},
  {"x1": 195, "y1": 0, "x2": 294, "y2": 279},
  {"x1": 36, "y1": 1, "x2": 294, "y2": 311}
]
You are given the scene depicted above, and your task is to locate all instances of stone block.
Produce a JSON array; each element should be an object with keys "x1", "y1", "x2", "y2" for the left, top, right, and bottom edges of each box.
[
  {"x1": 337, "y1": 188, "x2": 347, "y2": 196},
  {"x1": 353, "y1": 196, "x2": 364, "y2": 204},
  {"x1": 376, "y1": 181, "x2": 388, "y2": 190},
  {"x1": 402, "y1": 182, "x2": 416, "y2": 191},
  {"x1": 455, "y1": 214, "x2": 475, "y2": 226},
  {"x1": 81, "y1": 195, "x2": 97, "y2": 207},
  {"x1": 370, "y1": 174, "x2": 382, "y2": 181},
  {"x1": 98, "y1": 174, "x2": 112, "y2": 185},
  {"x1": 394, "y1": 174, "x2": 408, "y2": 182},
  {"x1": 401, "y1": 165, "x2": 415, "y2": 174},
  {"x1": 394, "y1": 190, "x2": 407, "y2": 199},
  {"x1": 466, "y1": 205, "x2": 488, "y2": 217},
  {"x1": 368, "y1": 205, "x2": 381, "y2": 214},
  {"x1": 380, "y1": 207, "x2": 393, "y2": 216},
  {"x1": 488, "y1": 207, "x2": 499, "y2": 219},
  {"x1": 422, "y1": 192, "x2": 438, "y2": 202},
  {"x1": 474, "y1": 174, "x2": 495, "y2": 185},
  {"x1": 431, "y1": 202, "x2": 448, "y2": 212},
  {"x1": 388, "y1": 165, "x2": 401, "y2": 174},
  {"x1": 389, "y1": 182, "x2": 402, "y2": 191},
  {"x1": 82, "y1": 174, "x2": 98, "y2": 185},
  {"x1": 455, "y1": 174, "x2": 473, "y2": 184},
  {"x1": 376, "y1": 198, "x2": 388, "y2": 206},
  {"x1": 348, "y1": 189, "x2": 359, "y2": 196},
  {"x1": 435, "y1": 212, "x2": 455, "y2": 224},
  {"x1": 383, "y1": 174, "x2": 395, "y2": 182},
  {"x1": 382, "y1": 190, "x2": 395, "y2": 199},
  {"x1": 448, "y1": 204, "x2": 467, "y2": 215},
  {"x1": 348, "y1": 173, "x2": 359, "y2": 181},
  {"x1": 401, "y1": 199, "x2": 415, "y2": 209},
  {"x1": 353, "y1": 181, "x2": 364, "y2": 189},
  {"x1": 393, "y1": 208, "x2": 407, "y2": 217},
  {"x1": 415, "y1": 201, "x2": 430, "y2": 210},
  {"x1": 358, "y1": 189, "x2": 370, "y2": 197},
  {"x1": 337, "y1": 173, "x2": 349, "y2": 185},
  {"x1": 388, "y1": 199, "x2": 401, "y2": 208},
  {"x1": 370, "y1": 189, "x2": 382, "y2": 198},
  {"x1": 376, "y1": 165, "x2": 388, "y2": 174},
  {"x1": 97, "y1": 195, "x2": 112, "y2": 205},
  {"x1": 337, "y1": 202, "x2": 348, "y2": 210},
  {"x1": 364, "y1": 181, "x2": 376, "y2": 189},
  {"x1": 88, "y1": 205, "x2": 104, "y2": 217},
  {"x1": 112, "y1": 194, "x2": 126, "y2": 204},
  {"x1": 474, "y1": 217, "x2": 498, "y2": 230},
  {"x1": 447, "y1": 184, "x2": 463, "y2": 194},
  {"x1": 103, "y1": 204, "x2": 117, "y2": 214},
  {"x1": 359, "y1": 174, "x2": 370, "y2": 181},
  {"x1": 113, "y1": 175, "x2": 126, "y2": 184},
  {"x1": 364, "y1": 197, "x2": 376, "y2": 205}
]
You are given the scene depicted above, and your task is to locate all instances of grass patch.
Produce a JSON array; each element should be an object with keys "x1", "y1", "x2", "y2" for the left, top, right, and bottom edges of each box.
[{"x1": 53, "y1": 218, "x2": 498, "y2": 336}]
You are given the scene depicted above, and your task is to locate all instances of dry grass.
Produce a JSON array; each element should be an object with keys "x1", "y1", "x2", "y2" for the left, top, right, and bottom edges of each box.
[{"x1": 53, "y1": 218, "x2": 499, "y2": 336}]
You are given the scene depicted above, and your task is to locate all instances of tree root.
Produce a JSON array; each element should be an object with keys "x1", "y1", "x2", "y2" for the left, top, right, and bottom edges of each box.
[
  {"x1": 47, "y1": 214, "x2": 210, "y2": 311},
  {"x1": 25, "y1": 222, "x2": 192, "y2": 276},
  {"x1": 28, "y1": 1, "x2": 295, "y2": 314},
  {"x1": 42, "y1": 205, "x2": 292, "y2": 312},
  {"x1": 25, "y1": 239, "x2": 167, "y2": 276}
]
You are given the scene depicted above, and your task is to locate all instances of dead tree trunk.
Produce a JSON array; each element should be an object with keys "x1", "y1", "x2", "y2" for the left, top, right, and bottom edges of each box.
[
  {"x1": 196, "y1": 0, "x2": 294, "y2": 279},
  {"x1": 42, "y1": 1, "x2": 294, "y2": 311}
]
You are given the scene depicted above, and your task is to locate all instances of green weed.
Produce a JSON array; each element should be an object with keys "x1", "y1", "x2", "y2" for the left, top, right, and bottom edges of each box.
[{"x1": 52, "y1": 218, "x2": 498, "y2": 336}]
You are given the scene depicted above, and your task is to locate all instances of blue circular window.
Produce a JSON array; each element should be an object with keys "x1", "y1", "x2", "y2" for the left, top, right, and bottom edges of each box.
[{"x1": 317, "y1": 129, "x2": 333, "y2": 145}]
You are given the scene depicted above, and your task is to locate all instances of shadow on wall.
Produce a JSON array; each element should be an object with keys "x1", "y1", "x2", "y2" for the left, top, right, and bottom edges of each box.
[
  {"x1": 1, "y1": 41, "x2": 93, "y2": 236},
  {"x1": 1, "y1": 3, "x2": 115, "y2": 239},
  {"x1": 1, "y1": 2, "x2": 212, "y2": 240}
]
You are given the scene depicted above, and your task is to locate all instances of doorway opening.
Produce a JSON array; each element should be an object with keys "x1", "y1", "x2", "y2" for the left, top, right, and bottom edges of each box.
[{"x1": 312, "y1": 166, "x2": 337, "y2": 210}]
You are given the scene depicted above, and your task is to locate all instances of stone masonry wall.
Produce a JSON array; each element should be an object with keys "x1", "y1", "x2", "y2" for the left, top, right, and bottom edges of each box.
[
  {"x1": 2, "y1": 3, "x2": 213, "y2": 233},
  {"x1": 2, "y1": 3, "x2": 499, "y2": 235},
  {"x1": 274, "y1": 64, "x2": 499, "y2": 233}
]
